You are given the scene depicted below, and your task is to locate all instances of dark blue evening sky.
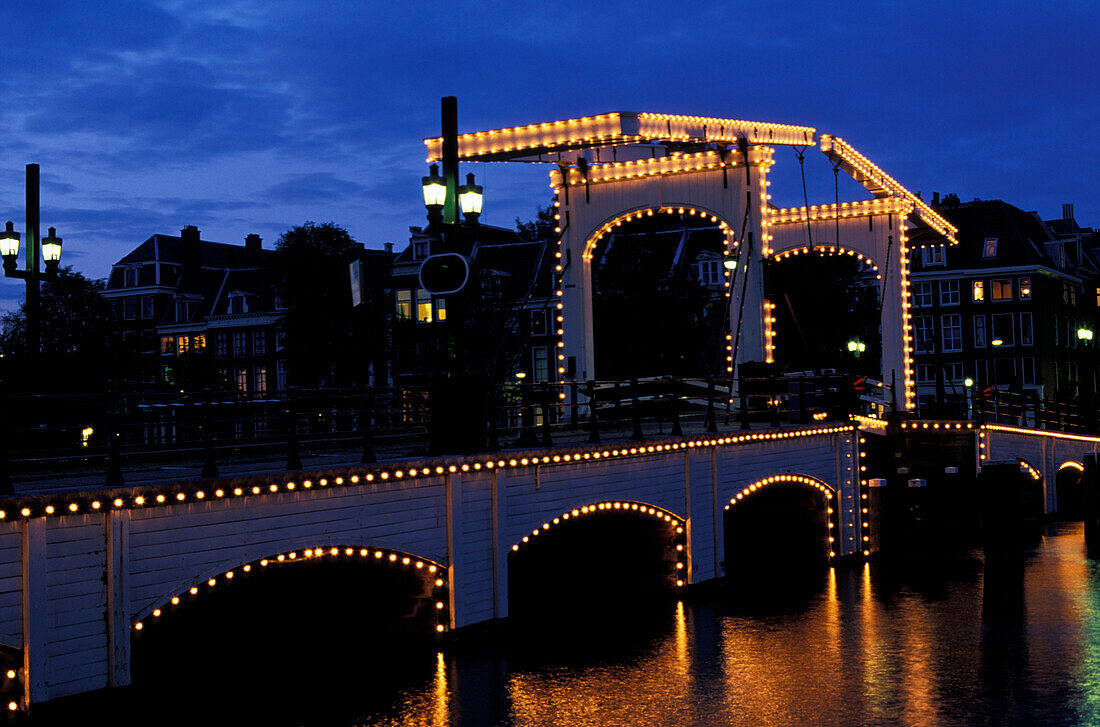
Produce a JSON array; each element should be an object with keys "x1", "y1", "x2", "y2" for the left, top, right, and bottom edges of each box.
[{"x1": 1, "y1": 1, "x2": 1097, "y2": 309}]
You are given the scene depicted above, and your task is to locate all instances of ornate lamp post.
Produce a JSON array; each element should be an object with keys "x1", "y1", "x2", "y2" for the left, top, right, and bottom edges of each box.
[{"x1": 1, "y1": 164, "x2": 63, "y2": 355}]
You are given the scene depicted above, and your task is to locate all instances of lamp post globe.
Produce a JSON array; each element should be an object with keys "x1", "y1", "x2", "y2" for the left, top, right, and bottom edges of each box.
[
  {"x1": 458, "y1": 172, "x2": 483, "y2": 223},
  {"x1": 422, "y1": 163, "x2": 447, "y2": 224},
  {"x1": 41, "y1": 227, "x2": 62, "y2": 274},
  {"x1": 0, "y1": 222, "x2": 19, "y2": 274}
]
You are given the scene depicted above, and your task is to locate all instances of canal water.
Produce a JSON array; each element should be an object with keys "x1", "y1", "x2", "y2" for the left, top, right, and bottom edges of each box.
[{"x1": 41, "y1": 522, "x2": 1100, "y2": 726}]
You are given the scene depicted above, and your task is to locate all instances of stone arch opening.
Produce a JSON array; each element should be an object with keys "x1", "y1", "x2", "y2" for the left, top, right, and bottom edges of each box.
[
  {"x1": 723, "y1": 475, "x2": 836, "y2": 586},
  {"x1": 507, "y1": 500, "x2": 687, "y2": 621},
  {"x1": 129, "y1": 545, "x2": 449, "y2": 717},
  {"x1": 1057, "y1": 461, "x2": 1085, "y2": 519},
  {"x1": 765, "y1": 247, "x2": 884, "y2": 379},
  {"x1": 580, "y1": 206, "x2": 738, "y2": 379}
]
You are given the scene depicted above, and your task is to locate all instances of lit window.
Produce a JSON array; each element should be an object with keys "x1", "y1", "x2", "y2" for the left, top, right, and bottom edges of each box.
[
  {"x1": 913, "y1": 282, "x2": 933, "y2": 307},
  {"x1": 991, "y1": 279, "x2": 1012, "y2": 301},
  {"x1": 941, "y1": 314, "x2": 962, "y2": 352},
  {"x1": 982, "y1": 238, "x2": 998, "y2": 258},
  {"x1": 435, "y1": 298, "x2": 447, "y2": 322},
  {"x1": 940, "y1": 280, "x2": 959, "y2": 306},
  {"x1": 395, "y1": 289, "x2": 412, "y2": 320},
  {"x1": 1019, "y1": 277, "x2": 1031, "y2": 300},
  {"x1": 254, "y1": 366, "x2": 267, "y2": 392},
  {"x1": 235, "y1": 367, "x2": 248, "y2": 392},
  {"x1": 193, "y1": 334, "x2": 206, "y2": 351},
  {"x1": 973, "y1": 315, "x2": 986, "y2": 348},
  {"x1": 177, "y1": 336, "x2": 190, "y2": 355},
  {"x1": 417, "y1": 289, "x2": 433, "y2": 323},
  {"x1": 972, "y1": 281, "x2": 984, "y2": 302},
  {"x1": 160, "y1": 336, "x2": 174, "y2": 355}
]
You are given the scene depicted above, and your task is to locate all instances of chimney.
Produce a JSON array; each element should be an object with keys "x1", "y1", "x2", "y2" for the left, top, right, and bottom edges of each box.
[
  {"x1": 932, "y1": 192, "x2": 940, "y2": 206},
  {"x1": 245, "y1": 233, "x2": 262, "y2": 264},
  {"x1": 1063, "y1": 203, "x2": 1075, "y2": 223},
  {"x1": 181, "y1": 225, "x2": 201, "y2": 280},
  {"x1": 384, "y1": 242, "x2": 394, "y2": 254}
]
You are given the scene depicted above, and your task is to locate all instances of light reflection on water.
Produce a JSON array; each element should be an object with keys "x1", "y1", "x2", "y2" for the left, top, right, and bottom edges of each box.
[{"x1": 357, "y1": 522, "x2": 1100, "y2": 727}]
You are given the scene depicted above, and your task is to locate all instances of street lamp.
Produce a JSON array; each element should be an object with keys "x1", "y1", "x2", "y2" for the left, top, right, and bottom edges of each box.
[
  {"x1": 422, "y1": 163, "x2": 447, "y2": 227},
  {"x1": 458, "y1": 172, "x2": 483, "y2": 224},
  {"x1": 2, "y1": 164, "x2": 63, "y2": 356},
  {"x1": 722, "y1": 253, "x2": 738, "y2": 271},
  {"x1": 1078, "y1": 327, "x2": 1093, "y2": 342},
  {"x1": 847, "y1": 339, "x2": 866, "y2": 354}
]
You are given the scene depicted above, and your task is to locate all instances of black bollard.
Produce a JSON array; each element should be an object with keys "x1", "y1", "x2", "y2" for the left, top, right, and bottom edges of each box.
[
  {"x1": 586, "y1": 380, "x2": 600, "y2": 444},
  {"x1": 285, "y1": 390, "x2": 302, "y2": 471},
  {"x1": 670, "y1": 392, "x2": 683, "y2": 436},
  {"x1": 630, "y1": 378, "x2": 644, "y2": 441},
  {"x1": 201, "y1": 396, "x2": 219, "y2": 478},
  {"x1": 704, "y1": 378, "x2": 718, "y2": 433},
  {"x1": 360, "y1": 388, "x2": 377, "y2": 464}
]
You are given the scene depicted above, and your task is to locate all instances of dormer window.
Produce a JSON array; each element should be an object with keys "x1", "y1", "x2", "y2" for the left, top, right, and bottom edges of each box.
[
  {"x1": 123, "y1": 267, "x2": 137, "y2": 287},
  {"x1": 414, "y1": 241, "x2": 429, "y2": 259},
  {"x1": 696, "y1": 259, "x2": 721, "y2": 286},
  {"x1": 228, "y1": 293, "x2": 249, "y2": 314},
  {"x1": 922, "y1": 245, "x2": 945, "y2": 266},
  {"x1": 983, "y1": 238, "x2": 998, "y2": 258}
]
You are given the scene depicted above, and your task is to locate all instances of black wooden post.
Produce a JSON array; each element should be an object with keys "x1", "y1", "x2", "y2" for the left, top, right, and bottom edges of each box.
[
  {"x1": 0, "y1": 384, "x2": 11, "y2": 495},
  {"x1": 105, "y1": 387, "x2": 124, "y2": 487},
  {"x1": 516, "y1": 384, "x2": 537, "y2": 447},
  {"x1": 586, "y1": 379, "x2": 600, "y2": 444},
  {"x1": 705, "y1": 377, "x2": 718, "y2": 433},
  {"x1": 485, "y1": 385, "x2": 500, "y2": 451},
  {"x1": 670, "y1": 389, "x2": 683, "y2": 436},
  {"x1": 285, "y1": 388, "x2": 302, "y2": 471},
  {"x1": 630, "y1": 378, "x2": 644, "y2": 441},
  {"x1": 360, "y1": 387, "x2": 376, "y2": 464},
  {"x1": 201, "y1": 392, "x2": 219, "y2": 478},
  {"x1": 570, "y1": 381, "x2": 579, "y2": 425}
]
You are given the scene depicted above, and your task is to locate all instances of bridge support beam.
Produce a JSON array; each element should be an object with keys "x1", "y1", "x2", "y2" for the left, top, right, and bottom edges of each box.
[
  {"x1": 21, "y1": 518, "x2": 46, "y2": 708},
  {"x1": 106, "y1": 510, "x2": 131, "y2": 688}
]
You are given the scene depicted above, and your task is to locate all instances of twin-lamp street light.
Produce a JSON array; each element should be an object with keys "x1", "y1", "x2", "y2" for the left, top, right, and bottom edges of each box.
[
  {"x1": 1, "y1": 164, "x2": 63, "y2": 356},
  {"x1": 422, "y1": 164, "x2": 482, "y2": 227}
]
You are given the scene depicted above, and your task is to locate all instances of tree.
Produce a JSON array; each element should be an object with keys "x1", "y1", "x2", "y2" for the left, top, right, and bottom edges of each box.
[
  {"x1": 515, "y1": 204, "x2": 557, "y2": 241},
  {"x1": 0, "y1": 267, "x2": 120, "y2": 392},
  {"x1": 274, "y1": 222, "x2": 364, "y2": 388}
]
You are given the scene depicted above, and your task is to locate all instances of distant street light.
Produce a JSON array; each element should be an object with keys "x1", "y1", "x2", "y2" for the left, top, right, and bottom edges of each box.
[
  {"x1": 1, "y1": 164, "x2": 63, "y2": 356},
  {"x1": 847, "y1": 339, "x2": 866, "y2": 354},
  {"x1": 722, "y1": 253, "x2": 738, "y2": 271},
  {"x1": 1078, "y1": 327, "x2": 1094, "y2": 342}
]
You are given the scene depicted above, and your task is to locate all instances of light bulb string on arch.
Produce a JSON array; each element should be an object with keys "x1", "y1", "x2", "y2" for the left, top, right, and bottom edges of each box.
[
  {"x1": 509, "y1": 499, "x2": 689, "y2": 588},
  {"x1": 580, "y1": 205, "x2": 739, "y2": 263},
  {"x1": 724, "y1": 473, "x2": 840, "y2": 559},
  {"x1": 131, "y1": 545, "x2": 450, "y2": 634}
]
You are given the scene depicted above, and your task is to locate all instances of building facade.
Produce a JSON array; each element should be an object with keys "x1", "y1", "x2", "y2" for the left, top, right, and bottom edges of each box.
[
  {"x1": 102, "y1": 225, "x2": 287, "y2": 393},
  {"x1": 909, "y1": 197, "x2": 1100, "y2": 415}
]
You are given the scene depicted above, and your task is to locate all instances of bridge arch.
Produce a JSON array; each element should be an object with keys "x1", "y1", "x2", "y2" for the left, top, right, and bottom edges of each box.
[
  {"x1": 508, "y1": 500, "x2": 689, "y2": 616},
  {"x1": 724, "y1": 473, "x2": 839, "y2": 564},
  {"x1": 771, "y1": 245, "x2": 881, "y2": 278},
  {"x1": 582, "y1": 204, "x2": 738, "y2": 262},
  {"x1": 1017, "y1": 458, "x2": 1043, "y2": 482},
  {"x1": 132, "y1": 544, "x2": 450, "y2": 634}
]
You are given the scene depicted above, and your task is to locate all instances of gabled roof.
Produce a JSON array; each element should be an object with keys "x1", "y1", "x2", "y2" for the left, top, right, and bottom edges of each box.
[{"x1": 917, "y1": 199, "x2": 1059, "y2": 272}]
